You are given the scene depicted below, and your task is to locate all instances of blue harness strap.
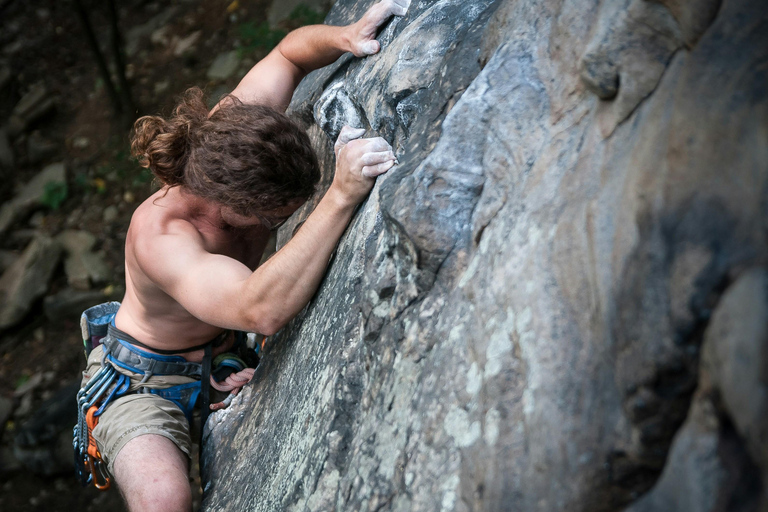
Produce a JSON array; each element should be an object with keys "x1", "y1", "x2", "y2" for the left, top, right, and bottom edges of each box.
[{"x1": 75, "y1": 302, "x2": 257, "y2": 489}]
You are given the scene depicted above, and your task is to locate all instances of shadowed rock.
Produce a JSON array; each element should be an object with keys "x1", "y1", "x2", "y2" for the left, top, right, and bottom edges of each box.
[{"x1": 0, "y1": 236, "x2": 62, "y2": 330}]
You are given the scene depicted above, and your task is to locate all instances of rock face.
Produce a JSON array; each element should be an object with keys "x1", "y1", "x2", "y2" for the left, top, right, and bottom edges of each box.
[{"x1": 202, "y1": 0, "x2": 767, "y2": 511}]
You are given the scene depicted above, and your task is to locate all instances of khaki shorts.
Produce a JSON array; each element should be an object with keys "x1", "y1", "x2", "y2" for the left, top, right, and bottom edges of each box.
[{"x1": 80, "y1": 345, "x2": 200, "y2": 475}]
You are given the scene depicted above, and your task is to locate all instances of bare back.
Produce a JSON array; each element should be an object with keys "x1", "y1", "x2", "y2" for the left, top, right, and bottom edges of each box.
[{"x1": 115, "y1": 186, "x2": 270, "y2": 362}]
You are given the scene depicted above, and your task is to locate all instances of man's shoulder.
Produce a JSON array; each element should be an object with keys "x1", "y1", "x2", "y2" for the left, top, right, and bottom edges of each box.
[{"x1": 128, "y1": 190, "x2": 204, "y2": 258}]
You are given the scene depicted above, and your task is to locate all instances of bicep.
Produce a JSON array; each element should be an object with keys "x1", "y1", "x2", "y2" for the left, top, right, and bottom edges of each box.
[{"x1": 227, "y1": 48, "x2": 304, "y2": 112}]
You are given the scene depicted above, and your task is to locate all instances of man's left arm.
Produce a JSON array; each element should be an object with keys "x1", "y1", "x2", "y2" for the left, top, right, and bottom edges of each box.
[{"x1": 224, "y1": 0, "x2": 411, "y2": 111}]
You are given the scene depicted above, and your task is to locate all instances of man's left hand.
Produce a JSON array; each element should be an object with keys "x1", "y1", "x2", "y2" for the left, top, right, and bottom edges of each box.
[{"x1": 347, "y1": 0, "x2": 411, "y2": 57}]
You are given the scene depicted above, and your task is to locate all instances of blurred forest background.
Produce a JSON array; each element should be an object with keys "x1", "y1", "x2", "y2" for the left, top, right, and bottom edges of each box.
[{"x1": 0, "y1": 0, "x2": 329, "y2": 510}]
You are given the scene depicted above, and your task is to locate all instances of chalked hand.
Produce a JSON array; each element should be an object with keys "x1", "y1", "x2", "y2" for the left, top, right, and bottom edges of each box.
[
  {"x1": 332, "y1": 126, "x2": 396, "y2": 205},
  {"x1": 348, "y1": 0, "x2": 412, "y2": 57}
]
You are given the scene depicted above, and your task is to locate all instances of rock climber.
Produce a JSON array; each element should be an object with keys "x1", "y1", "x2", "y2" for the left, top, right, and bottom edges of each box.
[{"x1": 75, "y1": 1, "x2": 410, "y2": 510}]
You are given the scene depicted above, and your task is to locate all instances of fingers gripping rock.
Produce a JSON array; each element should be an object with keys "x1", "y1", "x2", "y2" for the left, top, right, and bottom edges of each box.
[
  {"x1": 362, "y1": 160, "x2": 396, "y2": 178},
  {"x1": 362, "y1": 40, "x2": 381, "y2": 55},
  {"x1": 358, "y1": 137, "x2": 395, "y2": 177},
  {"x1": 335, "y1": 126, "x2": 367, "y2": 156}
]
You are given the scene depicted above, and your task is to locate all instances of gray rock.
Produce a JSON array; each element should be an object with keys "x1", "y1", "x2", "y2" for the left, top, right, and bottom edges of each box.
[
  {"x1": 173, "y1": 30, "x2": 202, "y2": 56},
  {"x1": 0, "y1": 236, "x2": 62, "y2": 330},
  {"x1": 103, "y1": 204, "x2": 119, "y2": 223},
  {"x1": 43, "y1": 287, "x2": 123, "y2": 322},
  {"x1": 125, "y1": 6, "x2": 180, "y2": 57},
  {"x1": 57, "y1": 230, "x2": 109, "y2": 290},
  {"x1": 26, "y1": 131, "x2": 57, "y2": 164},
  {"x1": 12, "y1": 83, "x2": 48, "y2": 119},
  {"x1": 7, "y1": 83, "x2": 56, "y2": 138},
  {"x1": 202, "y1": 0, "x2": 768, "y2": 511},
  {"x1": 14, "y1": 381, "x2": 80, "y2": 476},
  {"x1": 702, "y1": 267, "x2": 768, "y2": 474},
  {"x1": 0, "y1": 250, "x2": 19, "y2": 274},
  {"x1": 0, "y1": 127, "x2": 13, "y2": 170},
  {"x1": 0, "y1": 162, "x2": 66, "y2": 234},
  {"x1": 13, "y1": 372, "x2": 44, "y2": 398},
  {"x1": 206, "y1": 51, "x2": 240, "y2": 81},
  {"x1": 625, "y1": 268, "x2": 767, "y2": 512}
]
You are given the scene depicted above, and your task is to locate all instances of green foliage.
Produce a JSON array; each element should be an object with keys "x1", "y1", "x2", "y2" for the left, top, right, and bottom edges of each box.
[
  {"x1": 238, "y1": 21, "x2": 286, "y2": 55},
  {"x1": 237, "y1": 4, "x2": 328, "y2": 56},
  {"x1": 41, "y1": 181, "x2": 68, "y2": 210},
  {"x1": 286, "y1": 4, "x2": 326, "y2": 27},
  {"x1": 133, "y1": 167, "x2": 153, "y2": 186}
]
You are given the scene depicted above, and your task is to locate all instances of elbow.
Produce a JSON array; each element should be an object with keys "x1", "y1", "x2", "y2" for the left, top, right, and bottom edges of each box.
[
  {"x1": 255, "y1": 320, "x2": 282, "y2": 337},
  {"x1": 241, "y1": 305, "x2": 287, "y2": 337}
]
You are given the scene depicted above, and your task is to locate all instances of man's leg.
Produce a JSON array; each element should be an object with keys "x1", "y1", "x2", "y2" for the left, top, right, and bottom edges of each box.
[{"x1": 113, "y1": 434, "x2": 192, "y2": 512}]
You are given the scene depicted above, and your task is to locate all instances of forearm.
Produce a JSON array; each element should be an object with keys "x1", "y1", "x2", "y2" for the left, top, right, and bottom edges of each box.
[
  {"x1": 277, "y1": 24, "x2": 353, "y2": 74},
  {"x1": 243, "y1": 186, "x2": 356, "y2": 334}
]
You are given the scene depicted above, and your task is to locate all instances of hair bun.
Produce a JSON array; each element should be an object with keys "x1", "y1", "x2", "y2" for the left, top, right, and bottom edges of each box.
[{"x1": 131, "y1": 87, "x2": 208, "y2": 187}]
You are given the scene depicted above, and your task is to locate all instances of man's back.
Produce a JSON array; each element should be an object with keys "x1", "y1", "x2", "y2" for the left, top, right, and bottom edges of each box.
[{"x1": 115, "y1": 186, "x2": 270, "y2": 361}]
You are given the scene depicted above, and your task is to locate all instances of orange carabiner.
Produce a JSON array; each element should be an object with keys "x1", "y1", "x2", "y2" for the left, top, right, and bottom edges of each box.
[
  {"x1": 87, "y1": 456, "x2": 111, "y2": 490},
  {"x1": 85, "y1": 405, "x2": 111, "y2": 490}
]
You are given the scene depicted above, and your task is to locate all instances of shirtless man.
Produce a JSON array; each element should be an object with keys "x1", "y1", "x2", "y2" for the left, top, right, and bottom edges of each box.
[{"x1": 78, "y1": 1, "x2": 410, "y2": 510}]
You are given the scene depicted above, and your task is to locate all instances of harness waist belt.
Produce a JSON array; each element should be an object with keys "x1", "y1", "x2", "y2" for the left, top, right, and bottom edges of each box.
[{"x1": 104, "y1": 324, "x2": 203, "y2": 378}]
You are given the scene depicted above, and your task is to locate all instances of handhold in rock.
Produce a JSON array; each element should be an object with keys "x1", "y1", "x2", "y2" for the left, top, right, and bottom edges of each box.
[
  {"x1": 580, "y1": 53, "x2": 619, "y2": 100},
  {"x1": 314, "y1": 81, "x2": 367, "y2": 142},
  {"x1": 578, "y1": 0, "x2": 683, "y2": 136}
]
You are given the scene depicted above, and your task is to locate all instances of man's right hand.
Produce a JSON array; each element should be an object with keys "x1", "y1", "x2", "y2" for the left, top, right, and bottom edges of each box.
[{"x1": 331, "y1": 126, "x2": 396, "y2": 206}]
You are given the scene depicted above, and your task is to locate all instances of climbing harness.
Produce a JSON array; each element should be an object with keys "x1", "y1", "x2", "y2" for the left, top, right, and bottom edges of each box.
[{"x1": 73, "y1": 302, "x2": 261, "y2": 490}]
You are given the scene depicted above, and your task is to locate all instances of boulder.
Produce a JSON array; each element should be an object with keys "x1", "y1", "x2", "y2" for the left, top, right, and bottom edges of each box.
[
  {"x1": 43, "y1": 286, "x2": 124, "y2": 322},
  {"x1": 0, "y1": 162, "x2": 66, "y2": 234},
  {"x1": 124, "y1": 6, "x2": 180, "y2": 57},
  {"x1": 206, "y1": 51, "x2": 241, "y2": 81},
  {"x1": 202, "y1": 0, "x2": 767, "y2": 511},
  {"x1": 13, "y1": 381, "x2": 80, "y2": 476},
  {"x1": 0, "y1": 236, "x2": 62, "y2": 330},
  {"x1": 56, "y1": 230, "x2": 109, "y2": 290},
  {"x1": 7, "y1": 83, "x2": 56, "y2": 138},
  {"x1": 0, "y1": 250, "x2": 19, "y2": 274}
]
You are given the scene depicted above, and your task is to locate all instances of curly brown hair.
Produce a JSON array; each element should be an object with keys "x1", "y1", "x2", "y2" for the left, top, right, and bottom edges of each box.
[{"x1": 131, "y1": 87, "x2": 320, "y2": 215}]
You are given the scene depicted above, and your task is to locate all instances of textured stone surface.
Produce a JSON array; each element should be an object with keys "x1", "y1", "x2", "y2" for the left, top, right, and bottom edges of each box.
[
  {"x1": 0, "y1": 162, "x2": 66, "y2": 234},
  {"x1": 0, "y1": 236, "x2": 62, "y2": 330},
  {"x1": 207, "y1": 51, "x2": 241, "y2": 81},
  {"x1": 625, "y1": 268, "x2": 767, "y2": 512},
  {"x1": 13, "y1": 381, "x2": 81, "y2": 476},
  {"x1": 202, "y1": 0, "x2": 767, "y2": 510},
  {"x1": 57, "y1": 230, "x2": 109, "y2": 290}
]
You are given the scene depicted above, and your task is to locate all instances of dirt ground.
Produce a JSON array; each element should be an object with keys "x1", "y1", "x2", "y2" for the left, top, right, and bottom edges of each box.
[{"x1": 0, "y1": 0, "x2": 313, "y2": 509}]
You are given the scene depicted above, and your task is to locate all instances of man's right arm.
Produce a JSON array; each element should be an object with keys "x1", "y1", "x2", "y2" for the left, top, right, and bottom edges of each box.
[{"x1": 136, "y1": 128, "x2": 395, "y2": 335}]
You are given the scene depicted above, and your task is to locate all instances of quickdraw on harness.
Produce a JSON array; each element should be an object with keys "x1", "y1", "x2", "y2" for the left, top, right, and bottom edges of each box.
[{"x1": 73, "y1": 302, "x2": 261, "y2": 490}]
